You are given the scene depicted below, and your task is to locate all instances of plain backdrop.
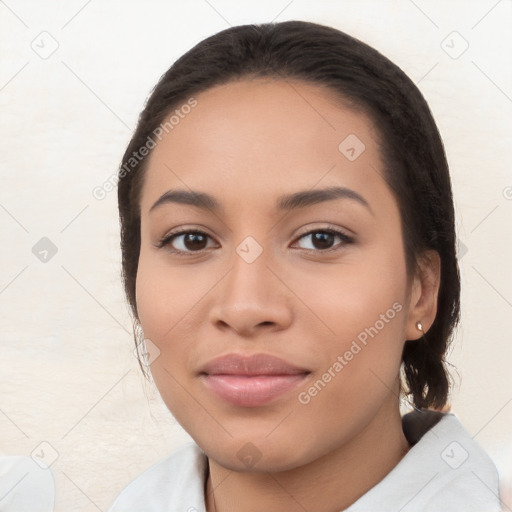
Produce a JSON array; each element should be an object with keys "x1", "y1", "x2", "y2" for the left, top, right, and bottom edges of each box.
[{"x1": 1, "y1": 1, "x2": 511, "y2": 510}]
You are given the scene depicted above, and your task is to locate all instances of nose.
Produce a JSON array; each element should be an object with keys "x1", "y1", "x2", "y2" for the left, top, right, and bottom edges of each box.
[{"x1": 208, "y1": 245, "x2": 293, "y2": 338}]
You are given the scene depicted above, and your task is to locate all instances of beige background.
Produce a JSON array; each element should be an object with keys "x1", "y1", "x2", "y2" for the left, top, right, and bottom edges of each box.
[{"x1": 1, "y1": 0, "x2": 511, "y2": 510}]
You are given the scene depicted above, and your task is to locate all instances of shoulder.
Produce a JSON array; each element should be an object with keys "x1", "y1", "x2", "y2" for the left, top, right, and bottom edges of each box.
[
  {"x1": 346, "y1": 411, "x2": 501, "y2": 511},
  {"x1": 108, "y1": 442, "x2": 207, "y2": 512},
  {"x1": 0, "y1": 455, "x2": 55, "y2": 512},
  {"x1": 418, "y1": 412, "x2": 501, "y2": 511}
]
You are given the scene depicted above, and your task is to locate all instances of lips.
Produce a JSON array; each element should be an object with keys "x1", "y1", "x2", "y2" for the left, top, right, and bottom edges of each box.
[{"x1": 199, "y1": 353, "x2": 310, "y2": 407}]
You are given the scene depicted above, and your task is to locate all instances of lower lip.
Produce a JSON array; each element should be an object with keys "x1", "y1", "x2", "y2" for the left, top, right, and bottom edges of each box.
[{"x1": 202, "y1": 374, "x2": 308, "y2": 407}]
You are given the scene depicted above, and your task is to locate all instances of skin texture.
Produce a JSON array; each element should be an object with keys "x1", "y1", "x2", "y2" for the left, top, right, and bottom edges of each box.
[{"x1": 135, "y1": 78, "x2": 441, "y2": 512}]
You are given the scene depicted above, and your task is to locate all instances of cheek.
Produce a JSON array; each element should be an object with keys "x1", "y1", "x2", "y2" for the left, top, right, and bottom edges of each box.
[
  {"x1": 289, "y1": 242, "x2": 408, "y2": 404},
  {"x1": 135, "y1": 248, "x2": 212, "y2": 340},
  {"x1": 134, "y1": 251, "x2": 219, "y2": 409},
  {"x1": 293, "y1": 278, "x2": 407, "y2": 444},
  {"x1": 135, "y1": 257, "x2": 196, "y2": 424},
  {"x1": 135, "y1": 256, "x2": 190, "y2": 390},
  {"x1": 289, "y1": 244, "x2": 408, "y2": 347}
]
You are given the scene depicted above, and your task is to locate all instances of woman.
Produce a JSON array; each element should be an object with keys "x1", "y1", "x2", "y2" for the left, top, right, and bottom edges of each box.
[{"x1": 109, "y1": 20, "x2": 501, "y2": 511}]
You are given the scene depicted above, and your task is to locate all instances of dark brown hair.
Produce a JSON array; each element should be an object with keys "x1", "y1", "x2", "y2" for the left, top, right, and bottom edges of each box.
[{"x1": 118, "y1": 20, "x2": 460, "y2": 409}]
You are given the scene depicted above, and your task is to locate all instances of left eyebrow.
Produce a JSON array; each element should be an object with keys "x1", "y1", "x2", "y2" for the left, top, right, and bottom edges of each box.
[
  {"x1": 277, "y1": 186, "x2": 374, "y2": 216},
  {"x1": 149, "y1": 186, "x2": 374, "y2": 217}
]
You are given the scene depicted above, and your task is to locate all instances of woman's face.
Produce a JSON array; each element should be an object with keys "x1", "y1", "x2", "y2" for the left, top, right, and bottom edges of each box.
[{"x1": 135, "y1": 78, "x2": 430, "y2": 472}]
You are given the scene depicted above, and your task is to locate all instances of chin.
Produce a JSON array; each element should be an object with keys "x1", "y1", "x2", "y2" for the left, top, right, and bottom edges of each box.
[{"x1": 195, "y1": 430, "x2": 318, "y2": 473}]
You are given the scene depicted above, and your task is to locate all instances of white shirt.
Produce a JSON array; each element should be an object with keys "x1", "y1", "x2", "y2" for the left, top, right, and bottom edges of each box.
[
  {"x1": 109, "y1": 411, "x2": 501, "y2": 511},
  {"x1": 0, "y1": 456, "x2": 55, "y2": 511}
]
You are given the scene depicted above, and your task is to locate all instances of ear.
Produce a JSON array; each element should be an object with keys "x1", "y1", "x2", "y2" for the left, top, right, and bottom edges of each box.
[{"x1": 405, "y1": 249, "x2": 441, "y2": 341}]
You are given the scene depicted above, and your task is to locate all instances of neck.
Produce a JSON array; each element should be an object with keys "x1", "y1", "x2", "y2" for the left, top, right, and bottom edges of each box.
[{"x1": 205, "y1": 397, "x2": 410, "y2": 512}]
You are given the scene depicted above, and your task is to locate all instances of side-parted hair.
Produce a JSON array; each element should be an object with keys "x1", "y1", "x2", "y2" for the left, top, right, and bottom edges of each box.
[{"x1": 117, "y1": 21, "x2": 461, "y2": 410}]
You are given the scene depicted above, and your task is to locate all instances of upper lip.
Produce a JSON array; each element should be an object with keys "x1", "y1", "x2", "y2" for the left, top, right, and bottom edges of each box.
[{"x1": 200, "y1": 353, "x2": 310, "y2": 376}]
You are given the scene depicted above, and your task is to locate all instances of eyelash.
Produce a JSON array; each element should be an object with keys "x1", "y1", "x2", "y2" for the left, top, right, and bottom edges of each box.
[{"x1": 156, "y1": 227, "x2": 354, "y2": 256}]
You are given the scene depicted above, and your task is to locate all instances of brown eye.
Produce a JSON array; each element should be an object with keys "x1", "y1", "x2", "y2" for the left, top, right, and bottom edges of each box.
[
  {"x1": 158, "y1": 230, "x2": 216, "y2": 253},
  {"x1": 311, "y1": 232, "x2": 336, "y2": 250},
  {"x1": 180, "y1": 232, "x2": 209, "y2": 251},
  {"x1": 295, "y1": 229, "x2": 353, "y2": 251}
]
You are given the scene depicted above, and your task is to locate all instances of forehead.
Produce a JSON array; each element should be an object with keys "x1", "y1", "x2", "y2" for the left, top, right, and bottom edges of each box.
[{"x1": 139, "y1": 78, "x2": 389, "y2": 215}]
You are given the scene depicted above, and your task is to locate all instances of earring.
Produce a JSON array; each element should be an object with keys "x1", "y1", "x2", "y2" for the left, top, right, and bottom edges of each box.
[{"x1": 416, "y1": 321, "x2": 424, "y2": 333}]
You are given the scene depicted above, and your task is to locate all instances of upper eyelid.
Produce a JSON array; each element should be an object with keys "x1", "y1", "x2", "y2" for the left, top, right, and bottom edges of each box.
[
  {"x1": 158, "y1": 226, "x2": 352, "y2": 250},
  {"x1": 157, "y1": 229, "x2": 216, "y2": 248},
  {"x1": 161, "y1": 221, "x2": 352, "y2": 238}
]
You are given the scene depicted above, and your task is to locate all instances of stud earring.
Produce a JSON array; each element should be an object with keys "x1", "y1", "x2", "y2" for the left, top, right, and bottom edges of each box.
[{"x1": 416, "y1": 321, "x2": 423, "y2": 333}]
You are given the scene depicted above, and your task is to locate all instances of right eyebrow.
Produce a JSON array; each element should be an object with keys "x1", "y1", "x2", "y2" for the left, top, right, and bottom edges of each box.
[{"x1": 149, "y1": 189, "x2": 221, "y2": 214}]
